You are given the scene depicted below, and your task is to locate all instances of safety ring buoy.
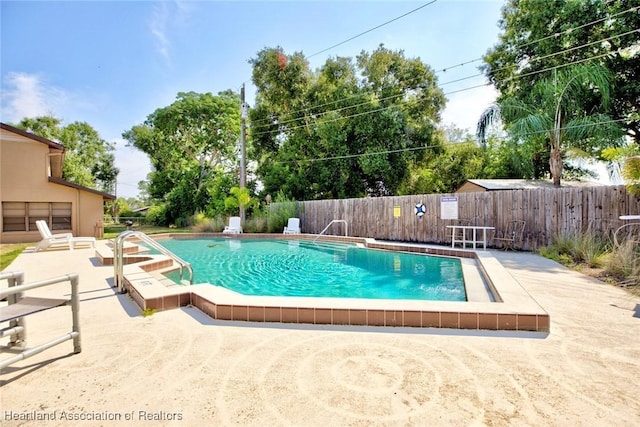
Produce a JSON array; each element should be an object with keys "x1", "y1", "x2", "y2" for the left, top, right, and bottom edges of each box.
[{"x1": 414, "y1": 203, "x2": 426, "y2": 219}]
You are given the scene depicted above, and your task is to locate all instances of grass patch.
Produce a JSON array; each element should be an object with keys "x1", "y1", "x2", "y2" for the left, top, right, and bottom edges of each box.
[
  {"x1": 538, "y1": 230, "x2": 639, "y2": 296},
  {"x1": 103, "y1": 224, "x2": 192, "y2": 239},
  {"x1": 141, "y1": 307, "x2": 156, "y2": 317},
  {"x1": 0, "y1": 244, "x2": 28, "y2": 270}
]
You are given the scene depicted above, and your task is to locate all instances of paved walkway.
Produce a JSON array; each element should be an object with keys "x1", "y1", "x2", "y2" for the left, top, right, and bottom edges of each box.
[{"x1": 1, "y1": 243, "x2": 639, "y2": 426}]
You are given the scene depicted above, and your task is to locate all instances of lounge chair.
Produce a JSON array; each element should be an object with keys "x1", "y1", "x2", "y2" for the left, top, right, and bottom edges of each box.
[
  {"x1": 283, "y1": 218, "x2": 301, "y2": 234},
  {"x1": 223, "y1": 216, "x2": 243, "y2": 234},
  {"x1": 35, "y1": 220, "x2": 96, "y2": 252}
]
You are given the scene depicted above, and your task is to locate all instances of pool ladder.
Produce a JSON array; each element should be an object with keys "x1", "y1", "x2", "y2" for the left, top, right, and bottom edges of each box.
[
  {"x1": 313, "y1": 220, "x2": 348, "y2": 243},
  {"x1": 113, "y1": 230, "x2": 194, "y2": 293}
]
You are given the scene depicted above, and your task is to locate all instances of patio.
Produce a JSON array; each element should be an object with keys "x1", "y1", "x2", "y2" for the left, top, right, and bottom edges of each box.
[{"x1": 1, "y1": 242, "x2": 639, "y2": 425}]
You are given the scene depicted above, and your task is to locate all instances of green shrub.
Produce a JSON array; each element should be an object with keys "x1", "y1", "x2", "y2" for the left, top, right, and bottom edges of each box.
[
  {"x1": 538, "y1": 230, "x2": 609, "y2": 268},
  {"x1": 266, "y1": 191, "x2": 299, "y2": 233},
  {"x1": 537, "y1": 246, "x2": 573, "y2": 265},
  {"x1": 573, "y1": 231, "x2": 610, "y2": 268},
  {"x1": 189, "y1": 212, "x2": 207, "y2": 227},
  {"x1": 146, "y1": 204, "x2": 168, "y2": 226},
  {"x1": 605, "y1": 240, "x2": 640, "y2": 282},
  {"x1": 119, "y1": 210, "x2": 144, "y2": 218},
  {"x1": 192, "y1": 216, "x2": 225, "y2": 232},
  {"x1": 244, "y1": 215, "x2": 267, "y2": 233}
]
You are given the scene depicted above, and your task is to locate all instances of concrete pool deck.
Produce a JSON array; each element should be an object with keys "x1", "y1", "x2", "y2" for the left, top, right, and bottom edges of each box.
[{"x1": 1, "y1": 240, "x2": 640, "y2": 425}]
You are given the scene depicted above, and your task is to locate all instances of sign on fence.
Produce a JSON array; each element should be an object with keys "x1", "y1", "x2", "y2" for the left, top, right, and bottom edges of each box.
[{"x1": 440, "y1": 197, "x2": 458, "y2": 220}]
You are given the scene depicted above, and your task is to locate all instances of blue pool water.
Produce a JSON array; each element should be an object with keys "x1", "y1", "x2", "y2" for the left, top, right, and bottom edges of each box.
[{"x1": 157, "y1": 238, "x2": 466, "y2": 301}]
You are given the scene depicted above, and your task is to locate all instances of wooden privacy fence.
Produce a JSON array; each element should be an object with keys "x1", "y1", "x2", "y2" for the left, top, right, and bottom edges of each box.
[{"x1": 282, "y1": 185, "x2": 640, "y2": 250}]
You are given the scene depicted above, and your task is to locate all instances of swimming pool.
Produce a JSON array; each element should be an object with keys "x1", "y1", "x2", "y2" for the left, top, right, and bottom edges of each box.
[{"x1": 156, "y1": 238, "x2": 466, "y2": 301}]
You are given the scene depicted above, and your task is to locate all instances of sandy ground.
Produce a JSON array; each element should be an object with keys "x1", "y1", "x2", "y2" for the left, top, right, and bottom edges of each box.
[{"x1": 1, "y1": 243, "x2": 639, "y2": 426}]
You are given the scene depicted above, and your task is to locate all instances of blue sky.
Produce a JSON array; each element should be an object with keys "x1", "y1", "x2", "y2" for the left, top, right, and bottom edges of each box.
[{"x1": 1, "y1": 0, "x2": 505, "y2": 198}]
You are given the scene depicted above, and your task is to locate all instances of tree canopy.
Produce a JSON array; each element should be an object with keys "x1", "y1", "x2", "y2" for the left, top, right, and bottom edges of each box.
[
  {"x1": 478, "y1": 63, "x2": 625, "y2": 186},
  {"x1": 249, "y1": 45, "x2": 446, "y2": 200},
  {"x1": 14, "y1": 116, "x2": 118, "y2": 193},
  {"x1": 483, "y1": 0, "x2": 639, "y2": 143},
  {"x1": 122, "y1": 91, "x2": 241, "y2": 224}
]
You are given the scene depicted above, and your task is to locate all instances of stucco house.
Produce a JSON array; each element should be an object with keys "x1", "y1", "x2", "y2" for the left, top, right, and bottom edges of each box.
[{"x1": 0, "y1": 122, "x2": 115, "y2": 244}]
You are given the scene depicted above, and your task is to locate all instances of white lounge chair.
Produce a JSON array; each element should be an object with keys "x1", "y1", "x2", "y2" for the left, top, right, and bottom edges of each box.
[
  {"x1": 35, "y1": 220, "x2": 96, "y2": 252},
  {"x1": 283, "y1": 217, "x2": 301, "y2": 234},
  {"x1": 223, "y1": 216, "x2": 243, "y2": 234}
]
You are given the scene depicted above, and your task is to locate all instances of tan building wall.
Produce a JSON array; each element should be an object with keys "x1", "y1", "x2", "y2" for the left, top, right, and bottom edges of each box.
[
  {"x1": 1, "y1": 124, "x2": 114, "y2": 243},
  {"x1": 455, "y1": 181, "x2": 486, "y2": 193}
]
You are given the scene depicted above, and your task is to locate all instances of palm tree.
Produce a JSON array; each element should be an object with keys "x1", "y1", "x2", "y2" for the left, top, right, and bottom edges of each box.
[
  {"x1": 224, "y1": 186, "x2": 257, "y2": 221},
  {"x1": 477, "y1": 64, "x2": 624, "y2": 186}
]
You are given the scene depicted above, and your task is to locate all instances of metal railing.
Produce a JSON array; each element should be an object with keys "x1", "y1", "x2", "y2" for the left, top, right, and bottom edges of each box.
[
  {"x1": 614, "y1": 223, "x2": 640, "y2": 248},
  {"x1": 114, "y1": 230, "x2": 193, "y2": 293},
  {"x1": 0, "y1": 271, "x2": 81, "y2": 369},
  {"x1": 313, "y1": 220, "x2": 348, "y2": 243}
]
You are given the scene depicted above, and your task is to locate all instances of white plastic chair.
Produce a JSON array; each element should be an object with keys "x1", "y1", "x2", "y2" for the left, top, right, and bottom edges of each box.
[
  {"x1": 35, "y1": 220, "x2": 95, "y2": 252},
  {"x1": 283, "y1": 218, "x2": 301, "y2": 234},
  {"x1": 223, "y1": 216, "x2": 243, "y2": 234}
]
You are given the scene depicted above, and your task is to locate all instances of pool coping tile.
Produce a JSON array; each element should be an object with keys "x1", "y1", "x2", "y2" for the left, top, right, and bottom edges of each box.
[{"x1": 110, "y1": 234, "x2": 550, "y2": 332}]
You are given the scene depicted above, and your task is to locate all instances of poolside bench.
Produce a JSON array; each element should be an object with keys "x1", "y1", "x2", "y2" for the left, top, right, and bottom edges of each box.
[{"x1": 0, "y1": 271, "x2": 81, "y2": 370}]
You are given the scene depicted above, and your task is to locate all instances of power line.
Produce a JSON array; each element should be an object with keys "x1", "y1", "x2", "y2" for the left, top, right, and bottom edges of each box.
[
  {"x1": 249, "y1": 4, "x2": 639, "y2": 128},
  {"x1": 431, "y1": 4, "x2": 639, "y2": 75},
  {"x1": 510, "y1": 5, "x2": 639, "y2": 52},
  {"x1": 253, "y1": 24, "x2": 630, "y2": 129},
  {"x1": 272, "y1": 118, "x2": 628, "y2": 165},
  {"x1": 307, "y1": 1, "x2": 438, "y2": 59},
  {"x1": 437, "y1": 28, "x2": 640, "y2": 88},
  {"x1": 249, "y1": 42, "x2": 633, "y2": 138},
  {"x1": 504, "y1": 46, "x2": 629, "y2": 83},
  {"x1": 248, "y1": 1, "x2": 440, "y2": 128},
  {"x1": 253, "y1": 44, "x2": 633, "y2": 139}
]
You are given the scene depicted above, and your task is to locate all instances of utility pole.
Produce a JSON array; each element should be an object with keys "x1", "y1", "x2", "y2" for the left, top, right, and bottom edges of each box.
[
  {"x1": 113, "y1": 180, "x2": 118, "y2": 223},
  {"x1": 240, "y1": 84, "x2": 247, "y2": 221}
]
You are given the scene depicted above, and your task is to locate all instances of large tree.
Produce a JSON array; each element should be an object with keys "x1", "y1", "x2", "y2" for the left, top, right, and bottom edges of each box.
[
  {"x1": 14, "y1": 116, "x2": 118, "y2": 193},
  {"x1": 249, "y1": 45, "x2": 446, "y2": 199},
  {"x1": 122, "y1": 91, "x2": 241, "y2": 223},
  {"x1": 478, "y1": 64, "x2": 625, "y2": 186},
  {"x1": 483, "y1": 0, "x2": 639, "y2": 143}
]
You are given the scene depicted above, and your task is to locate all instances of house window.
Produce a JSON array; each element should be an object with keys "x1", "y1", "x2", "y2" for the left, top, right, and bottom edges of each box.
[
  {"x1": 51, "y1": 203, "x2": 72, "y2": 230},
  {"x1": 2, "y1": 202, "x2": 26, "y2": 232},
  {"x1": 2, "y1": 202, "x2": 72, "y2": 232}
]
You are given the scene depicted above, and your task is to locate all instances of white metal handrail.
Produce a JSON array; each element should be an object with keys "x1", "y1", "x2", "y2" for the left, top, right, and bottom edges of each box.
[
  {"x1": 614, "y1": 215, "x2": 640, "y2": 248},
  {"x1": 614, "y1": 222, "x2": 640, "y2": 248},
  {"x1": 114, "y1": 230, "x2": 193, "y2": 293},
  {"x1": 313, "y1": 220, "x2": 348, "y2": 242},
  {"x1": 0, "y1": 271, "x2": 81, "y2": 369}
]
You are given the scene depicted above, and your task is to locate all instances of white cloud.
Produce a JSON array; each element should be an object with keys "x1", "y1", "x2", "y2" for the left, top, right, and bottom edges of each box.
[
  {"x1": 1, "y1": 75, "x2": 149, "y2": 198},
  {"x1": 0, "y1": 72, "x2": 95, "y2": 124},
  {"x1": 1, "y1": 72, "x2": 64, "y2": 122},
  {"x1": 149, "y1": 1, "x2": 193, "y2": 64},
  {"x1": 150, "y1": 2, "x2": 171, "y2": 62},
  {"x1": 441, "y1": 84, "x2": 498, "y2": 133}
]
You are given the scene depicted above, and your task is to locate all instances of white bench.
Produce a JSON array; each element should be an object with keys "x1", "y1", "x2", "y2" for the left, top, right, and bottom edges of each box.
[{"x1": 446, "y1": 225, "x2": 495, "y2": 250}]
